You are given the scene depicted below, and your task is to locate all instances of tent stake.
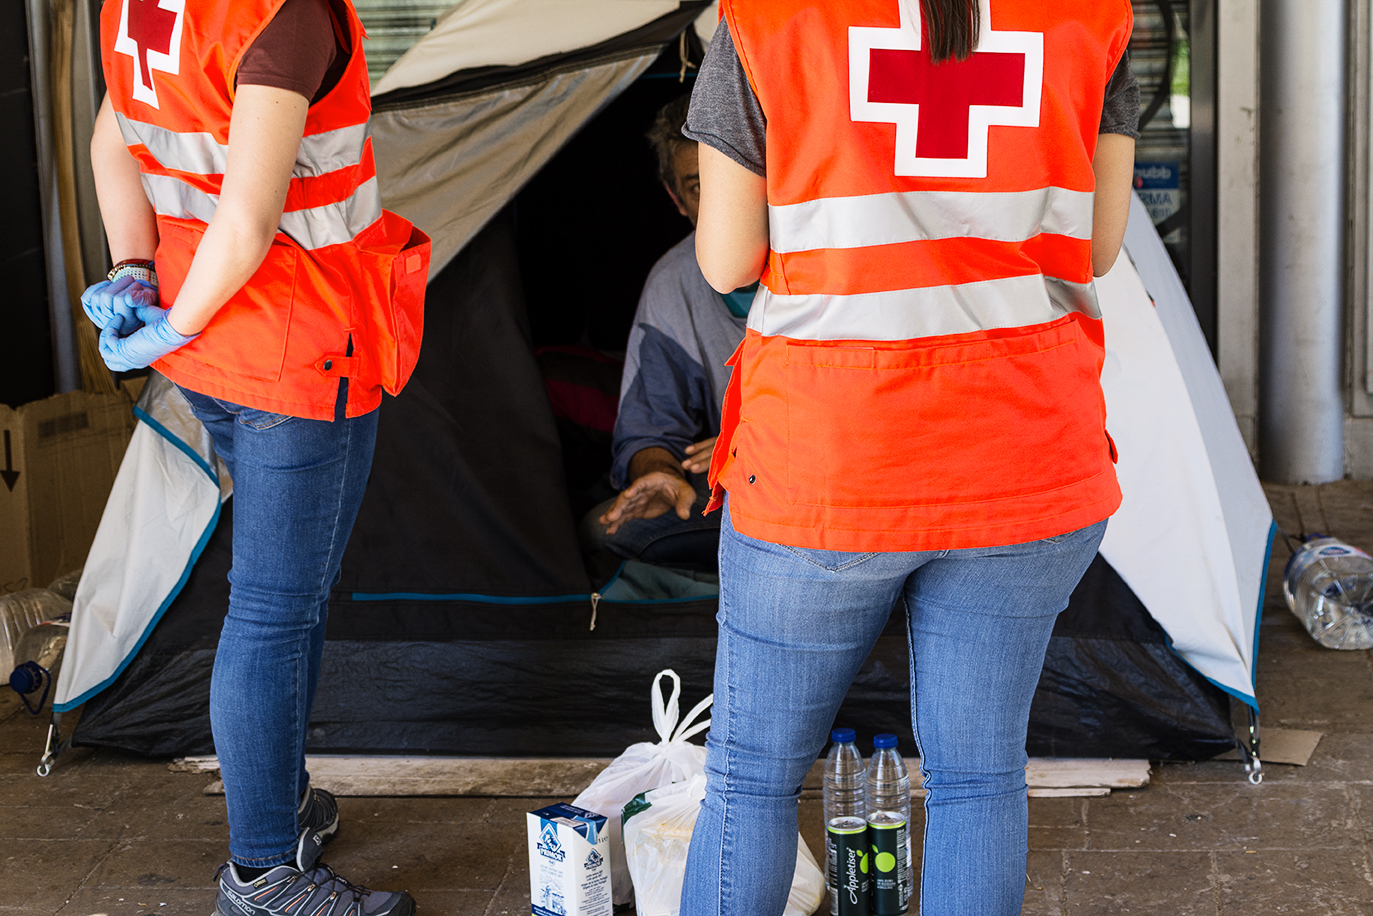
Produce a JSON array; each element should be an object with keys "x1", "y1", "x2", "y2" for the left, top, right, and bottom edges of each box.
[
  {"x1": 37, "y1": 711, "x2": 68, "y2": 777},
  {"x1": 1238, "y1": 707, "x2": 1263, "y2": 784}
]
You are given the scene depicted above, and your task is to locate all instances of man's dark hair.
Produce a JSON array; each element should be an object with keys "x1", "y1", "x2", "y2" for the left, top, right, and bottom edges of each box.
[
  {"x1": 922, "y1": 0, "x2": 980, "y2": 63},
  {"x1": 647, "y1": 93, "x2": 695, "y2": 186}
]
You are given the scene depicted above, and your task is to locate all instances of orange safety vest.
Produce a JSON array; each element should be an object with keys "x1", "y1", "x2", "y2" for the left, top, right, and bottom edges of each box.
[
  {"x1": 100, "y1": 0, "x2": 429, "y2": 420},
  {"x1": 710, "y1": 0, "x2": 1131, "y2": 552}
]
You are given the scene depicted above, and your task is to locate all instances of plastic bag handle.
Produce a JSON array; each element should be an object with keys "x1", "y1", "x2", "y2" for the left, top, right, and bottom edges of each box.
[
  {"x1": 671, "y1": 693, "x2": 713, "y2": 744},
  {"x1": 651, "y1": 670, "x2": 683, "y2": 745}
]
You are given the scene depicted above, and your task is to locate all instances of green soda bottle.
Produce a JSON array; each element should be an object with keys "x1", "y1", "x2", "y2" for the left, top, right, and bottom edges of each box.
[{"x1": 867, "y1": 733, "x2": 911, "y2": 915}]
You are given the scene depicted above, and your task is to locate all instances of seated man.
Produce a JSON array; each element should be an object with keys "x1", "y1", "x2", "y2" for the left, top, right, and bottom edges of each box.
[{"x1": 580, "y1": 94, "x2": 752, "y2": 572}]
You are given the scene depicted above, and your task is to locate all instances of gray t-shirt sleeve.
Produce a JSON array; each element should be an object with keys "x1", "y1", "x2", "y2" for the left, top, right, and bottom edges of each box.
[
  {"x1": 1100, "y1": 51, "x2": 1141, "y2": 139},
  {"x1": 683, "y1": 18, "x2": 766, "y2": 176},
  {"x1": 683, "y1": 19, "x2": 1142, "y2": 164}
]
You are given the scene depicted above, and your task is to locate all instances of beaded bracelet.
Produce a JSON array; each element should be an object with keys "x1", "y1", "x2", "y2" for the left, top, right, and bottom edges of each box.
[{"x1": 108, "y1": 258, "x2": 158, "y2": 287}]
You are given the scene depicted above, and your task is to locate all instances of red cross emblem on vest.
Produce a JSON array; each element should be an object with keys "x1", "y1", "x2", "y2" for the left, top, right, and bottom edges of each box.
[
  {"x1": 113, "y1": 0, "x2": 185, "y2": 109},
  {"x1": 850, "y1": 1, "x2": 1043, "y2": 178}
]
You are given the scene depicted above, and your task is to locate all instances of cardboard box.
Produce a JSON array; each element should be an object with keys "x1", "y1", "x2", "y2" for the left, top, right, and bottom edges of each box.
[
  {"x1": 527, "y1": 803, "x2": 612, "y2": 916},
  {"x1": 0, "y1": 379, "x2": 145, "y2": 594}
]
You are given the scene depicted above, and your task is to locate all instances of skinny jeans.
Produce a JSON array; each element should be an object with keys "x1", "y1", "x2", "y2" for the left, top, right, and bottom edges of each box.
[
  {"x1": 181, "y1": 382, "x2": 377, "y2": 868},
  {"x1": 680, "y1": 500, "x2": 1106, "y2": 916}
]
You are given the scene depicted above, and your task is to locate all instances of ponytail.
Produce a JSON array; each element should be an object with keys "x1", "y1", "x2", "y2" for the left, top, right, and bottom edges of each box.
[{"x1": 920, "y1": 0, "x2": 980, "y2": 64}]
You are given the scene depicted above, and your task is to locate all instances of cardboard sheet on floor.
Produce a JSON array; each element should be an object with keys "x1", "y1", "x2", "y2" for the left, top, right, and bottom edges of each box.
[
  {"x1": 1214, "y1": 728, "x2": 1322, "y2": 766},
  {"x1": 182, "y1": 755, "x2": 1151, "y2": 799}
]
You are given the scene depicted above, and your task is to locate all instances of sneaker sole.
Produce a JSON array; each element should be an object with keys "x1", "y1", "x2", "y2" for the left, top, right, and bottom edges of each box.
[{"x1": 214, "y1": 895, "x2": 415, "y2": 916}]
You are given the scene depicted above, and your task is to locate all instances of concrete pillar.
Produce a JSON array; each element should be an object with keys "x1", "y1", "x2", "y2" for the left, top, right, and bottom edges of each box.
[{"x1": 1258, "y1": 0, "x2": 1348, "y2": 483}]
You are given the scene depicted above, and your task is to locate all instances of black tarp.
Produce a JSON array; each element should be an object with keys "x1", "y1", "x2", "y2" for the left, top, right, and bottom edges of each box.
[
  {"x1": 70, "y1": 31, "x2": 1237, "y2": 762},
  {"x1": 71, "y1": 498, "x2": 1233, "y2": 759}
]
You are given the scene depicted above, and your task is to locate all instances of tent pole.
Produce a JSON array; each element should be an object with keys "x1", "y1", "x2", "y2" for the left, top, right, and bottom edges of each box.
[
  {"x1": 1258, "y1": 0, "x2": 1348, "y2": 483},
  {"x1": 26, "y1": 0, "x2": 80, "y2": 394}
]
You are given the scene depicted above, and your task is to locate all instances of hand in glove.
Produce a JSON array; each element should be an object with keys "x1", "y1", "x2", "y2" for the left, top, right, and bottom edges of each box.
[
  {"x1": 98, "y1": 305, "x2": 197, "y2": 372},
  {"x1": 81, "y1": 277, "x2": 158, "y2": 336}
]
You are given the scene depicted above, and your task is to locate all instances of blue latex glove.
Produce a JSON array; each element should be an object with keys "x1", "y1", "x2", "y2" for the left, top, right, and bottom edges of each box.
[
  {"x1": 98, "y1": 305, "x2": 197, "y2": 372},
  {"x1": 81, "y1": 277, "x2": 157, "y2": 336}
]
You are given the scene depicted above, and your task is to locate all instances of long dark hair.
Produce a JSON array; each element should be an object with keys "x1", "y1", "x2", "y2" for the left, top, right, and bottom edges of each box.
[{"x1": 921, "y1": 0, "x2": 980, "y2": 63}]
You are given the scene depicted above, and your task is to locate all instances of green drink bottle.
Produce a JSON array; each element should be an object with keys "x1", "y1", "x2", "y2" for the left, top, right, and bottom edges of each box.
[
  {"x1": 867, "y1": 733, "x2": 912, "y2": 915},
  {"x1": 827, "y1": 816, "x2": 870, "y2": 916},
  {"x1": 823, "y1": 728, "x2": 869, "y2": 916}
]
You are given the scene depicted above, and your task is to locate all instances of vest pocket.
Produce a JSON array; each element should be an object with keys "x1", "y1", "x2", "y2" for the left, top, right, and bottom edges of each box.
[
  {"x1": 781, "y1": 318, "x2": 1110, "y2": 509},
  {"x1": 352, "y1": 211, "x2": 430, "y2": 396},
  {"x1": 156, "y1": 220, "x2": 295, "y2": 382}
]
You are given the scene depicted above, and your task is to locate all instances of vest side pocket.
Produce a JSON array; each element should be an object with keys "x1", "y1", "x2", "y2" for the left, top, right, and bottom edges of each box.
[{"x1": 352, "y1": 211, "x2": 430, "y2": 396}]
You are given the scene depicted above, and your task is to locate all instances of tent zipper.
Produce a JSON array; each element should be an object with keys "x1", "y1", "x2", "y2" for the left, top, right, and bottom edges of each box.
[{"x1": 589, "y1": 592, "x2": 601, "y2": 631}]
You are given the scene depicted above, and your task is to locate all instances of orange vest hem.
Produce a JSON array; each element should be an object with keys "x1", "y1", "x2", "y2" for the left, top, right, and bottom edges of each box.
[
  {"x1": 722, "y1": 475, "x2": 1122, "y2": 553},
  {"x1": 155, "y1": 361, "x2": 381, "y2": 421}
]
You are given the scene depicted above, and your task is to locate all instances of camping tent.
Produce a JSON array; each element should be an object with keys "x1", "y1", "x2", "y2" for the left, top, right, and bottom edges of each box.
[{"x1": 44, "y1": 1, "x2": 1272, "y2": 765}]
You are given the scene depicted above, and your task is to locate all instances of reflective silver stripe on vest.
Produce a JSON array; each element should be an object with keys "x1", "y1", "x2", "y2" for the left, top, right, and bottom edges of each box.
[
  {"x1": 141, "y1": 172, "x2": 382, "y2": 251},
  {"x1": 767, "y1": 187, "x2": 1094, "y2": 253},
  {"x1": 142, "y1": 173, "x2": 219, "y2": 224},
  {"x1": 1044, "y1": 276, "x2": 1101, "y2": 318},
  {"x1": 747, "y1": 273, "x2": 1099, "y2": 341},
  {"x1": 117, "y1": 113, "x2": 369, "y2": 178},
  {"x1": 279, "y1": 175, "x2": 383, "y2": 250}
]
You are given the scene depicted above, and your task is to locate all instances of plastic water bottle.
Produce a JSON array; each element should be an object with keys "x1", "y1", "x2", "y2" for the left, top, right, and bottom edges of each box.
[
  {"x1": 0, "y1": 588, "x2": 71, "y2": 674},
  {"x1": 7, "y1": 616, "x2": 69, "y2": 715},
  {"x1": 1283, "y1": 536, "x2": 1373, "y2": 650},
  {"x1": 823, "y1": 727, "x2": 869, "y2": 916},
  {"x1": 866, "y1": 734, "x2": 912, "y2": 916}
]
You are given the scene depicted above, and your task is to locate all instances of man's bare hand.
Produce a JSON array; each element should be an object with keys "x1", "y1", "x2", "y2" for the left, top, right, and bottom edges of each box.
[
  {"x1": 599, "y1": 471, "x2": 697, "y2": 536},
  {"x1": 681, "y1": 436, "x2": 717, "y2": 475}
]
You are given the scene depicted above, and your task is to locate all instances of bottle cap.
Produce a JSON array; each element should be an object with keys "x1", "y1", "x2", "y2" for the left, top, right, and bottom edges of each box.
[
  {"x1": 831, "y1": 727, "x2": 856, "y2": 744},
  {"x1": 873, "y1": 733, "x2": 898, "y2": 749}
]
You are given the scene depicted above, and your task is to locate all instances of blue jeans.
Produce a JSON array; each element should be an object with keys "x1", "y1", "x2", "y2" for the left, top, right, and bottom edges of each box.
[
  {"x1": 181, "y1": 384, "x2": 378, "y2": 868},
  {"x1": 681, "y1": 501, "x2": 1106, "y2": 916}
]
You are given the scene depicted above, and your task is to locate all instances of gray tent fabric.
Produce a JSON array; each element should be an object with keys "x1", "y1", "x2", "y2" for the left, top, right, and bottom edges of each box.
[
  {"x1": 372, "y1": 55, "x2": 656, "y2": 280},
  {"x1": 370, "y1": 0, "x2": 695, "y2": 94},
  {"x1": 1093, "y1": 195, "x2": 1273, "y2": 708},
  {"x1": 54, "y1": 374, "x2": 229, "y2": 712},
  {"x1": 1121, "y1": 193, "x2": 1274, "y2": 699}
]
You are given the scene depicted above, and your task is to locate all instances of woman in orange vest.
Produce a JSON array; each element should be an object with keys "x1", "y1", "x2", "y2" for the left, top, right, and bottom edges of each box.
[
  {"x1": 679, "y1": 1, "x2": 1136, "y2": 914},
  {"x1": 84, "y1": 0, "x2": 423, "y2": 913}
]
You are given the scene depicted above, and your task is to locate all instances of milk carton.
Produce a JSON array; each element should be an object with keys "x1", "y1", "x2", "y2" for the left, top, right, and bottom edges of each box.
[{"x1": 527, "y1": 803, "x2": 612, "y2": 916}]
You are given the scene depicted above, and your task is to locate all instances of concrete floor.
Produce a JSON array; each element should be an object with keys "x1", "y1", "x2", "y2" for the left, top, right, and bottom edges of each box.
[{"x1": 3, "y1": 482, "x2": 1372, "y2": 915}]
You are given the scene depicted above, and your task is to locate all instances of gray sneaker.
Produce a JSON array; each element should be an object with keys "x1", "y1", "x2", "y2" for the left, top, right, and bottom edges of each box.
[
  {"x1": 214, "y1": 830, "x2": 415, "y2": 916},
  {"x1": 298, "y1": 785, "x2": 340, "y2": 843}
]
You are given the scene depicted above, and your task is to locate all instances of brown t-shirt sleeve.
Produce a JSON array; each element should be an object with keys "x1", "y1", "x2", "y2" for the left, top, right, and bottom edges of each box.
[{"x1": 236, "y1": 0, "x2": 344, "y2": 104}]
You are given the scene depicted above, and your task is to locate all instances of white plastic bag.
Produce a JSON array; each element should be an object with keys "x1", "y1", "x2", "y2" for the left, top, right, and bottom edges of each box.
[
  {"x1": 573, "y1": 670, "x2": 712, "y2": 905},
  {"x1": 789, "y1": 835, "x2": 825, "y2": 916},
  {"x1": 621, "y1": 774, "x2": 824, "y2": 916},
  {"x1": 622, "y1": 775, "x2": 708, "y2": 916}
]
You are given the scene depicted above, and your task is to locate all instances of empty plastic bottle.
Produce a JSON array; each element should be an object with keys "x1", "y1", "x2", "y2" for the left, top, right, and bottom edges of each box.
[
  {"x1": 7, "y1": 616, "x2": 69, "y2": 715},
  {"x1": 866, "y1": 733, "x2": 912, "y2": 916},
  {"x1": 823, "y1": 727, "x2": 869, "y2": 916},
  {"x1": 1283, "y1": 536, "x2": 1373, "y2": 650},
  {"x1": 0, "y1": 589, "x2": 70, "y2": 674}
]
